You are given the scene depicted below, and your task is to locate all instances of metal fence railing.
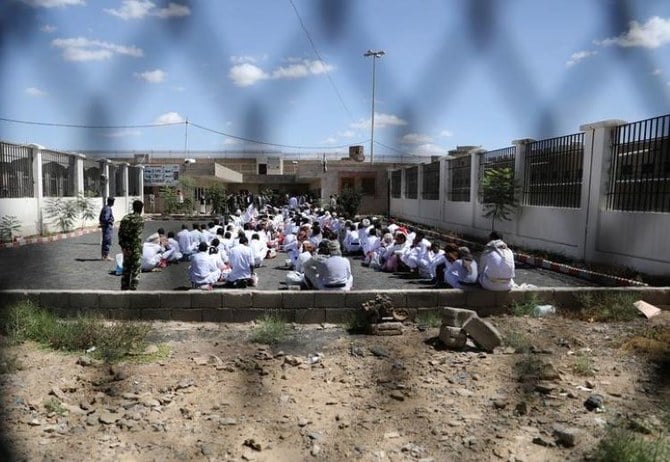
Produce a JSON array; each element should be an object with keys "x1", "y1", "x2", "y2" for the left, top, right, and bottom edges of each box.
[
  {"x1": 421, "y1": 161, "x2": 440, "y2": 200},
  {"x1": 114, "y1": 164, "x2": 125, "y2": 197},
  {"x1": 608, "y1": 114, "x2": 670, "y2": 213},
  {"x1": 83, "y1": 159, "x2": 102, "y2": 196},
  {"x1": 448, "y1": 155, "x2": 471, "y2": 202},
  {"x1": 0, "y1": 142, "x2": 34, "y2": 198},
  {"x1": 42, "y1": 149, "x2": 75, "y2": 197},
  {"x1": 479, "y1": 146, "x2": 516, "y2": 200},
  {"x1": 128, "y1": 166, "x2": 142, "y2": 196},
  {"x1": 523, "y1": 133, "x2": 584, "y2": 208},
  {"x1": 391, "y1": 170, "x2": 401, "y2": 198},
  {"x1": 404, "y1": 166, "x2": 418, "y2": 199},
  {"x1": 107, "y1": 164, "x2": 118, "y2": 198}
]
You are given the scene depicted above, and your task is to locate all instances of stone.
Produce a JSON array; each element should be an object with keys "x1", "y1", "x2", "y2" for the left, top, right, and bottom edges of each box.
[
  {"x1": 553, "y1": 425, "x2": 580, "y2": 447},
  {"x1": 584, "y1": 394, "x2": 604, "y2": 411},
  {"x1": 143, "y1": 344, "x2": 160, "y2": 355},
  {"x1": 370, "y1": 322, "x2": 403, "y2": 336},
  {"x1": 442, "y1": 308, "x2": 477, "y2": 327},
  {"x1": 438, "y1": 325, "x2": 467, "y2": 349},
  {"x1": 99, "y1": 412, "x2": 120, "y2": 425},
  {"x1": 369, "y1": 346, "x2": 391, "y2": 358},
  {"x1": 220, "y1": 417, "x2": 237, "y2": 426},
  {"x1": 539, "y1": 364, "x2": 561, "y2": 381},
  {"x1": 310, "y1": 444, "x2": 321, "y2": 456},
  {"x1": 462, "y1": 317, "x2": 503, "y2": 352},
  {"x1": 284, "y1": 355, "x2": 302, "y2": 367},
  {"x1": 298, "y1": 418, "x2": 311, "y2": 427},
  {"x1": 532, "y1": 436, "x2": 553, "y2": 447},
  {"x1": 390, "y1": 390, "x2": 405, "y2": 401},
  {"x1": 535, "y1": 382, "x2": 557, "y2": 394}
]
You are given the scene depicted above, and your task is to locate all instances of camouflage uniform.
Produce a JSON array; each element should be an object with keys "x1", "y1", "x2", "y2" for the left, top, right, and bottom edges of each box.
[{"x1": 118, "y1": 212, "x2": 144, "y2": 290}]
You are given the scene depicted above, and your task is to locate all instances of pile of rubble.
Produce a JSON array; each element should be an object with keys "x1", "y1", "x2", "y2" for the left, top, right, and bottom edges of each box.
[
  {"x1": 438, "y1": 307, "x2": 503, "y2": 352},
  {"x1": 360, "y1": 294, "x2": 409, "y2": 336}
]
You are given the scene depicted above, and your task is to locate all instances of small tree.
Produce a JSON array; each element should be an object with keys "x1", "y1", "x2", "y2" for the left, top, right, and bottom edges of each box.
[
  {"x1": 206, "y1": 184, "x2": 228, "y2": 216},
  {"x1": 338, "y1": 188, "x2": 362, "y2": 219},
  {"x1": 160, "y1": 186, "x2": 178, "y2": 215},
  {"x1": 480, "y1": 167, "x2": 520, "y2": 232},
  {"x1": 44, "y1": 197, "x2": 79, "y2": 233},
  {"x1": 0, "y1": 215, "x2": 22, "y2": 242},
  {"x1": 75, "y1": 192, "x2": 97, "y2": 229}
]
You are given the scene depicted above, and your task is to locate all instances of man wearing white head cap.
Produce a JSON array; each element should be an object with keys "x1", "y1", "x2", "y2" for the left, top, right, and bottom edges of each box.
[
  {"x1": 479, "y1": 232, "x2": 515, "y2": 291},
  {"x1": 303, "y1": 240, "x2": 353, "y2": 291}
]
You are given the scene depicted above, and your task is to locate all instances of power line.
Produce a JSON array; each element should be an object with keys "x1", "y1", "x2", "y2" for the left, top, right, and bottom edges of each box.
[
  {"x1": 0, "y1": 116, "x2": 182, "y2": 129},
  {"x1": 287, "y1": 0, "x2": 356, "y2": 124}
]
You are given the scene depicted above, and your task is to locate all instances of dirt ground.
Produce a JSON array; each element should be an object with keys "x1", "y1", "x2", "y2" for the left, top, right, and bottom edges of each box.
[{"x1": 0, "y1": 313, "x2": 668, "y2": 462}]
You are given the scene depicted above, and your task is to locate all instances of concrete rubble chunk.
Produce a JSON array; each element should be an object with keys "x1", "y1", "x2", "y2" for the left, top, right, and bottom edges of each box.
[
  {"x1": 462, "y1": 316, "x2": 502, "y2": 352},
  {"x1": 441, "y1": 308, "x2": 477, "y2": 328},
  {"x1": 438, "y1": 325, "x2": 467, "y2": 349}
]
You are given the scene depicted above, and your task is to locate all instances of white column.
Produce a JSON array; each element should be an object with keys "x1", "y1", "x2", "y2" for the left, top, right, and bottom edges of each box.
[
  {"x1": 122, "y1": 163, "x2": 129, "y2": 198},
  {"x1": 469, "y1": 149, "x2": 484, "y2": 228},
  {"x1": 74, "y1": 154, "x2": 84, "y2": 196},
  {"x1": 102, "y1": 161, "x2": 110, "y2": 200},
  {"x1": 30, "y1": 145, "x2": 44, "y2": 234},
  {"x1": 137, "y1": 165, "x2": 145, "y2": 199},
  {"x1": 579, "y1": 119, "x2": 626, "y2": 262}
]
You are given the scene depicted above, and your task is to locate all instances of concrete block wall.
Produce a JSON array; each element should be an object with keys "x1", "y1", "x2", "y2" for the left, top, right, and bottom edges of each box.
[{"x1": 1, "y1": 287, "x2": 667, "y2": 323}]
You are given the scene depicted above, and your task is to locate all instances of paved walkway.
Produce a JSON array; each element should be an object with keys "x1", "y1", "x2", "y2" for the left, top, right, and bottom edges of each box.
[{"x1": 0, "y1": 220, "x2": 595, "y2": 291}]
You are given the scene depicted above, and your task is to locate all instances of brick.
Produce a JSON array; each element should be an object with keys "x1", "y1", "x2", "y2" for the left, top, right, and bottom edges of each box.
[
  {"x1": 109, "y1": 309, "x2": 141, "y2": 320},
  {"x1": 221, "y1": 291, "x2": 252, "y2": 309},
  {"x1": 0, "y1": 291, "x2": 35, "y2": 309},
  {"x1": 382, "y1": 290, "x2": 408, "y2": 308},
  {"x1": 270, "y1": 310, "x2": 295, "y2": 323},
  {"x1": 252, "y1": 292, "x2": 283, "y2": 309},
  {"x1": 39, "y1": 291, "x2": 70, "y2": 309},
  {"x1": 191, "y1": 292, "x2": 223, "y2": 309},
  {"x1": 462, "y1": 316, "x2": 503, "y2": 352},
  {"x1": 171, "y1": 309, "x2": 202, "y2": 322},
  {"x1": 294, "y1": 308, "x2": 325, "y2": 324},
  {"x1": 231, "y1": 309, "x2": 265, "y2": 323},
  {"x1": 140, "y1": 309, "x2": 171, "y2": 321},
  {"x1": 438, "y1": 325, "x2": 467, "y2": 349},
  {"x1": 344, "y1": 292, "x2": 377, "y2": 309},
  {"x1": 160, "y1": 292, "x2": 192, "y2": 309},
  {"x1": 464, "y1": 290, "x2": 496, "y2": 309},
  {"x1": 127, "y1": 292, "x2": 161, "y2": 310},
  {"x1": 69, "y1": 291, "x2": 100, "y2": 310},
  {"x1": 202, "y1": 309, "x2": 233, "y2": 323},
  {"x1": 325, "y1": 308, "x2": 357, "y2": 324},
  {"x1": 437, "y1": 290, "x2": 466, "y2": 307},
  {"x1": 441, "y1": 307, "x2": 477, "y2": 327},
  {"x1": 283, "y1": 292, "x2": 315, "y2": 309},
  {"x1": 551, "y1": 288, "x2": 580, "y2": 309},
  {"x1": 406, "y1": 290, "x2": 439, "y2": 308},
  {"x1": 314, "y1": 292, "x2": 346, "y2": 308},
  {"x1": 99, "y1": 292, "x2": 130, "y2": 310}
]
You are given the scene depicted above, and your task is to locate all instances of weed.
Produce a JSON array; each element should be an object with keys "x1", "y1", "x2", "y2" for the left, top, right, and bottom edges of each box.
[
  {"x1": 132, "y1": 343, "x2": 171, "y2": 364},
  {"x1": 514, "y1": 354, "x2": 545, "y2": 380},
  {"x1": 507, "y1": 293, "x2": 539, "y2": 317},
  {"x1": 0, "y1": 301, "x2": 150, "y2": 362},
  {"x1": 504, "y1": 330, "x2": 533, "y2": 353},
  {"x1": 344, "y1": 310, "x2": 374, "y2": 334},
  {"x1": 591, "y1": 428, "x2": 670, "y2": 462},
  {"x1": 622, "y1": 324, "x2": 670, "y2": 362},
  {"x1": 416, "y1": 312, "x2": 443, "y2": 328},
  {"x1": 43, "y1": 398, "x2": 66, "y2": 416},
  {"x1": 250, "y1": 314, "x2": 289, "y2": 345},
  {"x1": 571, "y1": 353, "x2": 595, "y2": 376},
  {"x1": 0, "y1": 355, "x2": 24, "y2": 374},
  {"x1": 573, "y1": 292, "x2": 639, "y2": 322}
]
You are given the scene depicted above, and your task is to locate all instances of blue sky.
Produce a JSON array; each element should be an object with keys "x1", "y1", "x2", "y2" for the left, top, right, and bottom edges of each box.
[{"x1": 1, "y1": 0, "x2": 670, "y2": 159}]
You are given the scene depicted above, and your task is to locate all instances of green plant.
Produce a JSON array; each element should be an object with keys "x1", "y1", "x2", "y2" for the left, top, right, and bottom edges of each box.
[
  {"x1": 206, "y1": 184, "x2": 229, "y2": 216},
  {"x1": 507, "y1": 293, "x2": 539, "y2": 317},
  {"x1": 250, "y1": 313, "x2": 289, "y2": 345},
  {"x1": 574, "y1": 292, "x2": 639, "y2": 322},
  {"x1": 415, "y1": 312, "x2": 443, "y2": 328},
  {"x1": 0, "y1": 301, "x2": 150, "y2": 362},
  {"x1": 0, "y1": 354, "x2": 24, "y2": 374},
  {"x1": 75, "y1": 192, "x2": 97, "y2": 229},
  {"x1": 338, "y1": 188, "x2": 362, "y2": 220},
  {"x1": 571, "y1": 353, "x2": 595, "y2": 376},
  {"x1": 43, "y1": 197, "x2": 79, "y2": 232},
  {"x1": 504, "y1": 330, "x2": 533, "y2": 353},
  {"x1": 160, "y1": 186, "x2": 179, "y2": 215},
  {"x1": 43, "y1": 398, "x2": 67, "y2": 416},
  {"x1": 480, "y1": 167, "x2": 520, "y2": 232},
  {"x1": 0, "y1": 215, "x2": 22, "y2": 242},
  {"x1": 592, "y1": 428, "x2": 670, "y2": 462}
]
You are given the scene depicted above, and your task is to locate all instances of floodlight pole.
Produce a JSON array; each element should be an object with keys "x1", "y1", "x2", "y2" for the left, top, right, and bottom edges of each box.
[{"x1": 364, "y1": 50, "x2": 385, "y2": 163}]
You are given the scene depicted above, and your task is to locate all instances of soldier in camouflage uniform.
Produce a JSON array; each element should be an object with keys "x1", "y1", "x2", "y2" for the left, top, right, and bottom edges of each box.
[{"x1": 118, "y1": 200, "x2": 144, "y2": 290}]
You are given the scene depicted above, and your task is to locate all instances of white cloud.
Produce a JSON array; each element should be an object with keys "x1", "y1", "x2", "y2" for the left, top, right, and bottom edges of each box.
[
  {"x1": 26, "y1": 87, "x2": 47, "y2": 97},
  {"x1": 229, "y1": 63, "x2": 268, "y2": 87},
  {"x1": 337, "y1": 130, "x2": 355, "y2": 138},
  {"x1": 40, "y1": 25, "x2": 57, "y2": 33},
  {"x1": 135, "y1": 69, "x2": 166, "y2": 83},
  {"x1": 350, "y1": 112, "x2": 407, "y2": 130},
  {"x1": 101, "y1": 129, "x2": 141, "y2": 138},
  {"x1": 597, "y1": 16, "x2": 670, "y2": 48},
  {"x1": 323, "y1": 137, "x2": 338, "y2": 144},
  {"x1": 652, "y1": 68, "x2": 662, "y2": 75},
  {"x1": 229, "y1": 59, "x2": 334, "y2": 86},
  {"x1": 104, "y1": 0, "x2": 190, "y2": 20},
  {"x1": 154, "y1": 112, "x2": 184, "y2": 124},
  {"x1": 22, "y1": 0, "x2": 84, "y2": 7},
  {"x1": 52, "y1": 37, "x2": 143, "y2": 62},
  {"x1": 153, "y1": 2, "x2": 190, "y2": 18},
  {"x1": 411, "y1": 143, "x2": 445, "y2": 157},
  {"x1": 272, "y1": 60, "x2": 334, "y2": 79},
  {"x1": 401, "y1": 133, "x2": 433, "y2": 145},
  {"x1": 223, "y1": 138, "x2": 240, "y2": 145},
  {"x1": 439, "y1": 130, "x2": 454, "y2": 138},
  {"x1": 566, "y1": 50, "x2": 597, "y2": 68}
]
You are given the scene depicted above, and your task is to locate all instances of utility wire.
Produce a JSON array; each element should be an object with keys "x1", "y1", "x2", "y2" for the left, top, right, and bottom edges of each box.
[
  {"x1": 0, "y1": 116, "x2": 182, "y2": 129},
  {"x1": 287, "y1": 0, "x2": 356, "y2": 124}
]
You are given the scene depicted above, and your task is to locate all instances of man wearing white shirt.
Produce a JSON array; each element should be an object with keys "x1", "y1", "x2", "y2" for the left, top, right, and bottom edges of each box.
[
  {"x1": 226, "y1": 235, "x2": 257, "y2": 288},
  {"x1": 303, "y1": 240, "x2": 353, "y2": 291},
  {"x1": 479, "y1": 232, "x2": 516, "y2": 291},
  {"x1": 189, "y1": 242, "x2": 222, "y2": 289}
]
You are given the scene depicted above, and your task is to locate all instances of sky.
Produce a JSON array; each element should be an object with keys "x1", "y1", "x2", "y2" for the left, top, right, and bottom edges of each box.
[{"x1": 1, "y1": 0, "x2": 670, "y2": 160}]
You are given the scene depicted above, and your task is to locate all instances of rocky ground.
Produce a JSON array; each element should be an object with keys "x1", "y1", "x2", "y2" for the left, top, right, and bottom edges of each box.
[{"x1": 0, "y1": 313, "x2": 668, "y2": 462}]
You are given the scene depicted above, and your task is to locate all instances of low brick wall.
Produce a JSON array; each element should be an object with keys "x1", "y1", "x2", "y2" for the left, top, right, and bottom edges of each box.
[{"x1": 1, "y1": 287, "x2": 668, "y2": 323}]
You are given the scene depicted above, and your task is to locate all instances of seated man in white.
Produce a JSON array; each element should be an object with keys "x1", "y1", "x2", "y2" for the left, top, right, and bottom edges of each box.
[
  {"x1": 163, "y1": 231, "x2": 183, "y2": 263},
  {"x1": 177, "y1": 224, "x2": 196, "y2": 260},
  {"x1": 226, "y1": 235, "x2": 257, "y2": 288},
  {"x1": 303, "y1": 240, "x2": 353, "y2": 291},
  {"x1": 249, "y1": 233, "x2": 268, "y2": 267},
  {"x1": 285, "y1": 241, "x2": 316, "y2": 286},
  {"x1": 188, "y1": 242, "x2": 222, "y2": 289},
  {"x1": 342, "y1": 224, "x2": 361, "y2": 254},
  {"x1": 140, "y1": 240, "x2": 165, "y2": 272},
  {"x1": 478, "y1": 232, "x2": 515, "y2": 291},
  {"x1": 444, "y1": 246, "x2": 479, "y2": 289}
]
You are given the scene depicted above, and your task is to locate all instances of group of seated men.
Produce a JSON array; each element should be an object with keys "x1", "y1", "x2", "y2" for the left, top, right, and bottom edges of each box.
[{"x1": 135, "y1": 199, "x2": 516, "y2": 292}]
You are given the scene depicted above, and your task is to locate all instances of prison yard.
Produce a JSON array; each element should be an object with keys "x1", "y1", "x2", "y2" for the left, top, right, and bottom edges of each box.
[{"x1": 0, "y1": 114, "x2": 669, "y2": 461}]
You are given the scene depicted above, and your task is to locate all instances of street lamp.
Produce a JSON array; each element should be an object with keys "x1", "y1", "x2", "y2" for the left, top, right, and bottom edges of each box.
[{"x1": 363, "y1": 49, "x2": 385, "y2": 163}]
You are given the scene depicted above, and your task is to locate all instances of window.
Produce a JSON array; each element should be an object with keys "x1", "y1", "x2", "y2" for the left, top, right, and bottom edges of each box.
[
  {"x1": 391, "y1": 170, "x2": 401, "y2": 198},
  {"x1": 361, "y1": 177, "x2": 376, "y2": 196},
  {"x1": 422, "y1": 162, "x2": 440, "y2": 200},
  {"x1": 448, "y1": 156, "x2": 471, "y2": 202},
  {"x1": 405, "y1": 167, "x2": 418, "y2": 199},
  {"x1": 340, "y1": 177, "x2": 355, "y2": 191}
]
